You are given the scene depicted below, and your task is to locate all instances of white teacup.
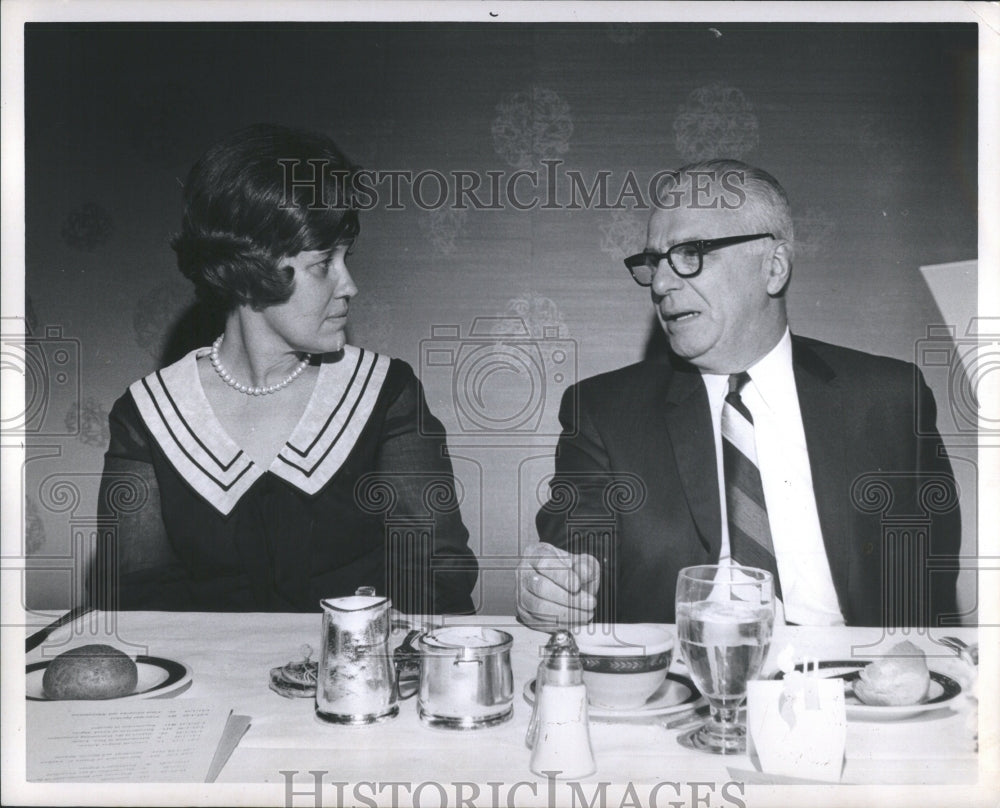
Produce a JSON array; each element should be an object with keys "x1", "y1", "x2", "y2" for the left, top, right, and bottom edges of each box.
[{"x1": 572, "y1": 623, "x2": 674, "y2": 710}]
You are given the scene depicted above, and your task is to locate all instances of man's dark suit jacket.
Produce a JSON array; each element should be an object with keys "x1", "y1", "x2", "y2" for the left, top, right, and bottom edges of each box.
[{"x1": 536, "y1": 335, "x2": 961, "y2": 627}]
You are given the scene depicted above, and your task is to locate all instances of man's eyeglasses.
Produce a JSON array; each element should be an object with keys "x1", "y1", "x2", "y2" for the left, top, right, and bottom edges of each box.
[{"x1": 624, "y1": 233, "x2": 775, "y2": 285}]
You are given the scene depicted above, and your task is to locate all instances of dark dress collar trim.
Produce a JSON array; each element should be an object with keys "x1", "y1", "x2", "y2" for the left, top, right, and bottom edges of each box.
[
  {"x1": 129, "y1": 345, "x2": 390, "y2": 514},
  {"x1": 272, "y1": 347, "x2": 390, "y2": 494}
]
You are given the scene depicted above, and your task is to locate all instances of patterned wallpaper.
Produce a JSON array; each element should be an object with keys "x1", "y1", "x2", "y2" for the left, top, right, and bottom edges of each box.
[{"x1": 20, "y1": 23, "x2": 977, "y2": 613}]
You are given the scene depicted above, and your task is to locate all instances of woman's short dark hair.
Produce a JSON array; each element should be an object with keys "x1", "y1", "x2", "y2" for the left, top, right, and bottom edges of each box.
[{"x1": 171, "y1": 123, "x2": 360, "y2": 311}]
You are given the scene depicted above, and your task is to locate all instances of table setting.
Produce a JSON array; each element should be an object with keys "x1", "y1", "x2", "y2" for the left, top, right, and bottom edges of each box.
[{"x1": 19, "y1": 566, "x2": 984, "y2": 802}]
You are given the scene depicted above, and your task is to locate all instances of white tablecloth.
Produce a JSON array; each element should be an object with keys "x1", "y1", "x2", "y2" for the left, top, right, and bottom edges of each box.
[{"x1": 19, "y1": 612, "x2": 988, "y2": 805}]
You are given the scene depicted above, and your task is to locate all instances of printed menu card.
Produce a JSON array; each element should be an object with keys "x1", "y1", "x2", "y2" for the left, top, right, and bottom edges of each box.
[{"x1": 27, "y1": 699, "x2": 250, "y2": 783}]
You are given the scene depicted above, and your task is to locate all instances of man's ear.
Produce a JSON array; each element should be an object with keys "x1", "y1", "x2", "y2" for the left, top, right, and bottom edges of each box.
[{"x1": 764, "y1": 240, "x2": 793, "y2": 296}]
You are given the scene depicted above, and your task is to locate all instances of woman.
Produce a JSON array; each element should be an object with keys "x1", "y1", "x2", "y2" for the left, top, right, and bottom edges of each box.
[{"x1": 90, "y1": 124, "x2": 478, "y2": 613}]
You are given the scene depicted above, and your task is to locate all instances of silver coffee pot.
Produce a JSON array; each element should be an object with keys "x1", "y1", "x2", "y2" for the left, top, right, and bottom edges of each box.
[{"x1": 315, "y1": 586, "x2": 398, "y2": 725}]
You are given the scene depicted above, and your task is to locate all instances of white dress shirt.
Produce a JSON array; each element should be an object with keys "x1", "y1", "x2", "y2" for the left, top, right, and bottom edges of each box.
[{"x1": 701, "y1": 329, "x2": 845, "y2": 626}]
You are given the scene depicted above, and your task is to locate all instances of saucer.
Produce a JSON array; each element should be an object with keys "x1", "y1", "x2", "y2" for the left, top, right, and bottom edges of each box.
[
  {"x1": 524, "y1": 672, "x2": 701, "y2": 719},
  {"x1": 27, "y1": 655, "x2": 192, "y2": 701},
  {"x1": 773, "y1": 660, "x2": 963, "y2": 720}
]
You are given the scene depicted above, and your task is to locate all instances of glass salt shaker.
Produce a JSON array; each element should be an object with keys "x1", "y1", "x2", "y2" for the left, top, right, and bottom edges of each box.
[{"x1": 526, "y1": 629, "x2": 596, "y2": 779}]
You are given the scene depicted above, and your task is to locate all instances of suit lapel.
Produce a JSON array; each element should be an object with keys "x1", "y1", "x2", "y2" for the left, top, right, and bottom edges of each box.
[
  {"x1": 792, "y1": 337, "x2": 852, "y2": 615},
  {"x1": 661, "y1": 360, "x2": 721, "y2": 557}
]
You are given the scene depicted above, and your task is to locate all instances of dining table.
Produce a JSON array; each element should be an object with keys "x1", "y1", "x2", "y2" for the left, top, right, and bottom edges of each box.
[{"x1": 17, "y1": 610, "x2": 991, "y2": 808}]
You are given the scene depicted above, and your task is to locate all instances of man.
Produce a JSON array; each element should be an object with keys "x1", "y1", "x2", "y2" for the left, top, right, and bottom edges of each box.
[{"x1": 517, "y1": 159, "x2": 959, "y2": 628}]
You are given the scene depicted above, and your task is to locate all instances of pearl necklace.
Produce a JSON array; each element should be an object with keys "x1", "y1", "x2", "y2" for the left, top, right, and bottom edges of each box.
[{"x1": 210, "y1": 335, "x2": 311, "y2": 396}]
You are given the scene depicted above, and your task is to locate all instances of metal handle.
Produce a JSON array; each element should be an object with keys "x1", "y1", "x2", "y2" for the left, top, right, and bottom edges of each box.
[
  {"x1": 940, "y1": 636, "x2": 978, "y2": 666},
  {"x1": 26, "y1": 605, "x2": 93, "y2": 653},
  {"x1": 393, "y1": 630, "x2": 423, "y2": 700},
  {"x1": 525, "y1": 678, "x2": 542, "y2": 749}
]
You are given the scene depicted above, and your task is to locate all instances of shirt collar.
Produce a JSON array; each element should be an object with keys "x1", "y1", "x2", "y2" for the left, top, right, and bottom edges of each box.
[
  {"x1": 745, "y1": 327, "x2": 795, "y2": 412},
  {"x1": 699, "y1": 327, "x2": 794, "y2": 412}
]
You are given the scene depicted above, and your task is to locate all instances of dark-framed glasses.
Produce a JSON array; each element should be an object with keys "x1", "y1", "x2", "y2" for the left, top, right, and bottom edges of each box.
[{"x1": 624, "y1": 232, "x2": 775, "y2": 285}]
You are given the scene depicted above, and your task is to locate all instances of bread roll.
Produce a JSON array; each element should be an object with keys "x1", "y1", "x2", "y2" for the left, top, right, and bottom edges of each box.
[
  {"x1": 853, "y1": 640, "x2": 930, "y2": 706},
  {"x1": 42, "y1": 644, "x2": 139, "y2": 700}
]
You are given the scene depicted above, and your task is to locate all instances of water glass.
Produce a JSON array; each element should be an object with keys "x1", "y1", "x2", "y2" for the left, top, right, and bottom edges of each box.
[{"x1": 675, "y1": 564, "x2": 775, "y2": 754}]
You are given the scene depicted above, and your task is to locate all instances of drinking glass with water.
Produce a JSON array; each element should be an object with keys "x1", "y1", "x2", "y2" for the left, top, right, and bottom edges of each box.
[{"x1": 675, "y1": 565, "x2": 775, "y2": 755}]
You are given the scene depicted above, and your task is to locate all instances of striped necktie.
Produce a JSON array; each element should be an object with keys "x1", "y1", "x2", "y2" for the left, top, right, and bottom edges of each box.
[{"x1": 722, "y1": 372, "x2": 783, "y2": 601}]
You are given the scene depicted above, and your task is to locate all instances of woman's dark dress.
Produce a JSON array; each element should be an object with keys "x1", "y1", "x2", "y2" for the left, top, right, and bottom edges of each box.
[{"x1": 92, "y1": 345, "x2": 478, "y2": 613}]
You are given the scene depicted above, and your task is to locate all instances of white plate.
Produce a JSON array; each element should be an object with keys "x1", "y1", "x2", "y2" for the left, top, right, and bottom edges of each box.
[
  {"x1": 524, "y1": 672, "x2": 702, "y2": 719},
  {"x1": 27, "y1": 655, "x2": 192, "y2": 701},
  {"x1": 773, "y1": 660, "x2": 963, "y2": 721}
]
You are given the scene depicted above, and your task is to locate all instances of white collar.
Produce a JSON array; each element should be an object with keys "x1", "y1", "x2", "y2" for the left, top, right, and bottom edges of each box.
[
  {"x1": 129, "y1": 344, "x2": 390, "y2": 515},
  {"x1": 744, "y1": 327, "x2": 795, "y2": 413},
  {"x1": 700, "y1": 328, "x2": 794, "y2": 412}
]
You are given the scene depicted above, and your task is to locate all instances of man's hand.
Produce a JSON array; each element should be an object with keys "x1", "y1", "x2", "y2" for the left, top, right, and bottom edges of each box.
[{"x1": 516, "y1": 542, "x2": 600, "y2": 630}]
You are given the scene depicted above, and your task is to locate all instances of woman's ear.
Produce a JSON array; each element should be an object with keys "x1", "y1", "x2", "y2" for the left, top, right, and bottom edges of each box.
[{"x1": 765, "y1": 240, "x2": 793, "y2": 297}]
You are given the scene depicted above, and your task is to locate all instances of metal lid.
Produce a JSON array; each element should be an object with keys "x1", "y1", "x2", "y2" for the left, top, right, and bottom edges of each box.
[
  {"x1": 540, "y1": 629, "x2": 583, "y2": 686},
  {"x1": 320, "y1": 586, "x2": 389, "y2": 612},
  {"x1": 419, "y1": 626, "x2": 513, "y2": 659}
]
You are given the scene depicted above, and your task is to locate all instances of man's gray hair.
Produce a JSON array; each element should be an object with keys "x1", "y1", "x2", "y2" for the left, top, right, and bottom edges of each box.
[{"x1": 661, "y1": 158, "x2": 795, "y2": 246}]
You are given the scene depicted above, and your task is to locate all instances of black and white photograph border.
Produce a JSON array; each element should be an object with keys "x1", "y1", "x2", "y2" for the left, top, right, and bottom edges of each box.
[{"x1": 2, "y1": 2, "x2": 998, "y2": 807}]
